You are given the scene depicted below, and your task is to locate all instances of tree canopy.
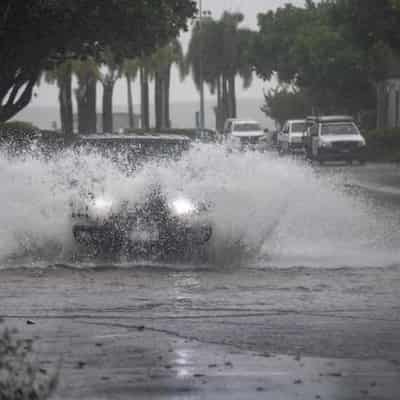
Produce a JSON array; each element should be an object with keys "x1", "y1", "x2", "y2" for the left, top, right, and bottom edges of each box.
[
  {"x1": 185, "y1": 12, "x2": 255, "y2": 129},
  {"x1": 0, "y1": 0, "x2": 196, "y2": 122},
  {"x1": 261, "y1": 87, "x2": 312, "y2": 128},
  {"x1": 252, "y1": 2, "x2": 376, "y2": 116},
  {"x1": 331, "y1": 0, "x2": 400, "y2": 53}
]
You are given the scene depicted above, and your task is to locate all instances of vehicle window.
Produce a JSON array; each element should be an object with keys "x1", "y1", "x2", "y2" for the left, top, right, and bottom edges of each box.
[
  {"x1": 321, "y1": 123, "x2": 358, "y2": 135},
  {"x1": 310, "y1": 124, "x2": 318, "y2": 136},
  {"x1": 240, "y1": 136, "x2": 261, "y2": 145},
  {"x1": 291, "y1": 123, "x2": 307, "y2": 133},
  {"x1": 233, "y1": 123, "x2": 261, "y2": 132}
]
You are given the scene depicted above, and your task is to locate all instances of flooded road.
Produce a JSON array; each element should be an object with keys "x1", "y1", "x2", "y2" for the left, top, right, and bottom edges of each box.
[
  {"x1": 1, "y1": 149, "x2": 400, "y2": 399},
  {"x1": 2, "y1": 261, "x2": 400, "y2": 399}
]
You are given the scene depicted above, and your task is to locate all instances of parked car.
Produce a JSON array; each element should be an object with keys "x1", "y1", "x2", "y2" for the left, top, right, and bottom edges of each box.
[
  {"x1": 277, "y1": 119, "x2": 307, "y2": 154},
  {"x1": 303, "y1": 115, "x2": 367, "y2": 164},
  {"x1": 223, "y1": 119, "x2": 266, "y2": 151}
]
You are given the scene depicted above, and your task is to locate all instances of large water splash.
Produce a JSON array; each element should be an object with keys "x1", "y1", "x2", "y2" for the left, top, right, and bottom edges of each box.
[{"x1": 0, "y1": 144, "x2": 398, "y2": 268}]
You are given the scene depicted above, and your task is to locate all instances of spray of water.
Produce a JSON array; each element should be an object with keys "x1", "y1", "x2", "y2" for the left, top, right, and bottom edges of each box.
[{"x1": 0, "y1": 144, "x2": 398, "y2": 268}]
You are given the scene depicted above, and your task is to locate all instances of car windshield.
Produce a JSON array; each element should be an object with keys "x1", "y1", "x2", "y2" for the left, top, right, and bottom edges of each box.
[
  {"x1": 233, "y1": 123, "x2": 261, "y2": 132},
  {"x1": 321, "y1": 123, "x2": 358, "y2": 135},
  {"x1": 291, "y1": 122, "x2": 307, "y2": 133},
  {"x1": 240, "y1": 136, "x2": 262, "y2": 145}
]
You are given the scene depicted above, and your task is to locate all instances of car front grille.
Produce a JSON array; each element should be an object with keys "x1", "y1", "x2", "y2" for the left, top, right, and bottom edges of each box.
[{"x1": 332, "y1": 141, "x2": 359, "y2": 150}]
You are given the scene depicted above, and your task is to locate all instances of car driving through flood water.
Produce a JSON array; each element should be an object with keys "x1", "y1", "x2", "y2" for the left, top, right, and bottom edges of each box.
[{"x1": 70, "y1": 133, "x2": 212, "y2": 256}]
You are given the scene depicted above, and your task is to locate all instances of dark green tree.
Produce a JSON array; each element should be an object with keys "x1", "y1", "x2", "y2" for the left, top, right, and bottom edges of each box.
[
  {"x1": 330, "y1": 0, "x2": 400, "y2": 127},
  {"x1": 152, "y1": 40, "x2": 185, "y2": 129},
  {"x1": 74, "y1": 59, "x2": 99, "y2": 135},
  {"x1": 252, "y1": 2, "x2": 375, "y2": 117},
  {"x1": 261, "y1": 87, "x2": 312, "y2": 127},
  {"x1": 0, "y1": 0, "x2": 196, "y2": 124},
  {"x1": 122, "y1": 59, "x2": 139, "y2": 129},
  {"x1": 185, "y1": 12, "x2": 254, "y2": 130},
  {"x1": 332, "y1": 0, "x2": 400, "y2": 52},
  {"x1": 44, "y1": 61, "x2": 74, "y2": 135}
]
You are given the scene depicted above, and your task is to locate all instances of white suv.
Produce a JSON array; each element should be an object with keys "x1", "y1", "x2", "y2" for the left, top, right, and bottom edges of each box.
[{"x1": 278, "y1": 119, "x2": 307, "y2": 154}]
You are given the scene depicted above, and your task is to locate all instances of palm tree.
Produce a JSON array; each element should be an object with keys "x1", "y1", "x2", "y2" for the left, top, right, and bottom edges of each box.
[
  {"x1": 151, "y1": 39, "x2": 185, "y2": 129},
  {"x1": 122, "y1": 59, "x2": 139, "y2": 129},
  {"x1": 139, "y1": 56, "x2": 151, "y2": 130},
  {"x1": 74, "y1": 58, "x2": 100, "y2": 134},
  {"x1": 99, "y1": 48, "x2": 122, "y2": 133},
  {"x1": 185, "y1": 12, "x2": 254, "y2": 131},
  {"x1": 44, "y1": 61, "x2": 74, "y2": 136}
]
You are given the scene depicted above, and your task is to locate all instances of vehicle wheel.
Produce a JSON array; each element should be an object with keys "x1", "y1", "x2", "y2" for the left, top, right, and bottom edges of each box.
[{"x1": 346, "y1": 159, "x2": 353, "y2": 165}]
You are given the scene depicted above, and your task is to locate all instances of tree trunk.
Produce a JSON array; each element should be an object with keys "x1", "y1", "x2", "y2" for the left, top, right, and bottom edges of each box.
[
  {"x1": 0, "y1": 69, "x2": 37, "y2": 123},
  {"x1": 64, "y1": 66, "x2": 73, "y2": 136},
  {"x1": 140, "y1": 67, "x2": 150, "y2": 129},
  {"x1": 58, "y1": 66, "x2": 73, "y2": 137},
  {"x1": 155, "y1": 71, "x2": 162, "y2": 130},
  {"x1": 87, "y1": 75, "x2": 97, "y2": 133},
  {"x1": 222, "y1": 74, "x2": 229, "y2": 123},
  {"x1": 376, "y1": 81, "x2": 388, "y2": 129},
  {"x1": 229, "y1": 74, "x2": 237, "y2": 118},
  {"x1": 216, "y1": 75, "x2": 223, "y2": 132},
  {"x1": 126, "y1": 75, "x2": 134, "y2": 129},
  {"x1": 76, "y1": 80, "x2": 88, "y2": 135},
  {"x1": 76, "y1": 73, "x2": 97, "y2": 135},
  {"x1": 164, "y1": 65, "x2": 171, "y2": 128},
  {"x1": 58, "y1": 82, "x2": 67, "y2": 134},
  {"x1": 102, "y1": 81, "x2": 114, "y2": 133}
]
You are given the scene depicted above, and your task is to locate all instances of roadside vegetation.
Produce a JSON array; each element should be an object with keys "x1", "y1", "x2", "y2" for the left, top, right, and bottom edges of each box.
[
  {"x1": 2, "y1": 1, "x2": 400, "y2": 160},
  {"x1": 253, "y1": 0, "x2": 400, "y2": 161},
  {"x1": 363, "y1": 129, "x2": 400, "y2": 162},
  {"x1": 0, "y1": 328, "x2": 58, "y2": 400},
  {"x1": 0, "y1": 0, "x2": 196, "y2": 135}
]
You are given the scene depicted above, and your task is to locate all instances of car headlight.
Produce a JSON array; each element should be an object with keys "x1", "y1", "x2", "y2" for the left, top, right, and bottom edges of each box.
[
  {"x1": 319, "y1": 140, "x2": 332, "y2": 148},
  {"x1": 170, "y1": 197, "x2": 197, "y2": 216},
  {"x1": 90, "y1": 197, "x2": 113, "y2": 216},
  {"x1": 357, "y1": 140, "x2": 366, "y2": 147}
]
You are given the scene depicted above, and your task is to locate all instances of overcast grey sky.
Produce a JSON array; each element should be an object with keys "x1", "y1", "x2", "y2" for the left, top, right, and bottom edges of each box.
[{"x1": 31, "y1": 0, "x2": 306, "y2": 108}]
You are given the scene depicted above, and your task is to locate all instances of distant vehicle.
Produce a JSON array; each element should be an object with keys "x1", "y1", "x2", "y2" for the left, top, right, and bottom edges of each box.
[
  {"x1": 70, "y1": 133, "x2": 212, "y2": 255},
  {"x1": 277, "y1": 119, "x2": 307, "y2": 154},
  {"x1": 195, "y1": 128, "x2": 220, "y2": 143},
  {"x1": 303, "y1": 116, "x2": 367, "y2": 164},
  {"x1": 223, "y1": 119, "x2": 266, "y2": 151},
  {"x1": 222, "y1": 118, "x2": 240, "y2": 134}
]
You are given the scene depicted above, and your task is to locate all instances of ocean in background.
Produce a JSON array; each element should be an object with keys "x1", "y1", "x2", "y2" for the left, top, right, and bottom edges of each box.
[{"x1": 13, "y1": 98, "x2": 275, "y2": 132}]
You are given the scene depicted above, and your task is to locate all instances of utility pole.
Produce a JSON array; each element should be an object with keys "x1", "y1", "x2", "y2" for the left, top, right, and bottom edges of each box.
[{"x1": 199, "y1": 0, "x2": 205, "y2": 130}]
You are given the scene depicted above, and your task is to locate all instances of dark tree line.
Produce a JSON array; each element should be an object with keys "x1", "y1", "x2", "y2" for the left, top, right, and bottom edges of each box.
[
  {"x1": 253, "y1": 0, "x2": 400, "y2": 129},
  {"x1": 0, "y1": 0, "x2": 196, "y2": 134}
]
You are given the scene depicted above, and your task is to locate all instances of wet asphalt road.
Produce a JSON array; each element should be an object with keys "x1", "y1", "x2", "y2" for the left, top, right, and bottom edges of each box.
[{"x1": 1, "y1": 161, "x2": 400, "y2": 399}]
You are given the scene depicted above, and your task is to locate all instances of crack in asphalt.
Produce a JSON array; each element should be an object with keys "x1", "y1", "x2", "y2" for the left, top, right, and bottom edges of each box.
[
  {"x1": 78, "y1": 319, "x2": 259, "y2": 352},
  {"x1": 2, "y1": 310, "x2": 400, "y2": 323}
]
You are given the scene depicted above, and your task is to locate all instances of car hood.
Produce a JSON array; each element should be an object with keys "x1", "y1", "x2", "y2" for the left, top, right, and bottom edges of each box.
[
  {"x1": 320, "y1": 134, "x2": 364, "y2": 142},
  {"x1": 231, "y1": 131, "x2": 264, "y2": 138}
]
